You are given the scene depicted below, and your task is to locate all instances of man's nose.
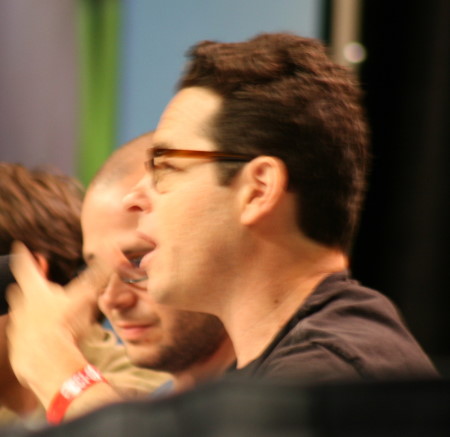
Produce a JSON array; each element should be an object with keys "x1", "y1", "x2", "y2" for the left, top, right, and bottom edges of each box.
[
  {"x1": 98, "y1": 274, "x2": 138, "y2": 311},
  {"x1": 123, "y1": 174, "x2": 154, "y2": 213}
]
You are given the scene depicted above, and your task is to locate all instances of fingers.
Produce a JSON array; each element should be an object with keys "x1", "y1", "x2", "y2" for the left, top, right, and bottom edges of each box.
[
  {"x1": 10, "y1": 241, "x2": 47, "y2": 293},
  {"x1": 65, "y1": 257, "x2": 112, "y2": 299},
  {"x1": 66, "y1": 242, "x2": 122, "y2": 298},
  {"x1": 9, "y1": 240, "x2": 116, "y2": 313},
  {"x1": 5, "y1": 282, "x2": 23, "y2": 311}
]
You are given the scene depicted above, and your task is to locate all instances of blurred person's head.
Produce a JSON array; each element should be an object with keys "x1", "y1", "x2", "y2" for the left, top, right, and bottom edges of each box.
[
  {"x1": 82, "y1": 133, "x2": 233, "y2": 388},
  {"x1": 0, "y1": 162, "x2": 84, "y2": 411}
]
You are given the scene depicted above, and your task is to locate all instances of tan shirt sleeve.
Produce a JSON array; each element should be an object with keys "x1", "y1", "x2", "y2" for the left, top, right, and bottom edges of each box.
[{"x1": 80, "y1": 324, "x2": 172, "y2": 399}]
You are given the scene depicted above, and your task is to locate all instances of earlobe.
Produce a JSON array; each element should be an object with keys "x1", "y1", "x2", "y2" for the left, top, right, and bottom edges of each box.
[{"x1": 240, "y1": 157, "x2": 288, "y2": 226}]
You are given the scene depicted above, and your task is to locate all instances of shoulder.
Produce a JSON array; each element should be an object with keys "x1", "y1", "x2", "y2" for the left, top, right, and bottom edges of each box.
[{"x1": 244, "y1": 272, "x2": 438, "y2": 381}]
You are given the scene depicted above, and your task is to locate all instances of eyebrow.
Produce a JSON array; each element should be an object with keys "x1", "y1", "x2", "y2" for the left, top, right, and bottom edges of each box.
[
  {"x1": 146, "y1": 143, "x2": 171, "y2": 163},
  {"x1": 149, "y1": 142, "x2": 173, "y2": 151}
]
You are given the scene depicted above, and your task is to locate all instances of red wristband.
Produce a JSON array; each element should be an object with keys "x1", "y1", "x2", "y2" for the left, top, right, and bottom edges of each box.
[{"x1": 46, "y1": 364, "x2": 108, "y2": 424}]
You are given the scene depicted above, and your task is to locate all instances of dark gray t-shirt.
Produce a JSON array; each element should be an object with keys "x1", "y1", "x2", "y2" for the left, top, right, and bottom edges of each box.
[{"x1": 234, "y1": 271, "x2": 438, "y2": 382}]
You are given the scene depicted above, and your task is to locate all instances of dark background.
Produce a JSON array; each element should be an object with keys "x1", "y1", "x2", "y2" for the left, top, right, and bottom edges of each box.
[{"x1": 326, "y1": 1, "x2": 450, "y2": 374}]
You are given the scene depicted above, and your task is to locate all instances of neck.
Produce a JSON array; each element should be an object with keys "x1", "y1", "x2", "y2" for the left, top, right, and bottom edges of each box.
[
  {"x1": 171, "y1": 336, "x2": 235, "y2": 392},
  {"x1": 220, "y1": 240, "x2": 347, "y2": 368}
]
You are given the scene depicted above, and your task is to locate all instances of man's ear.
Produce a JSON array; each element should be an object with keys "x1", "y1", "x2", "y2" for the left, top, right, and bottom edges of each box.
[
  {"x1": 33, "y1": 253, "x2": 50, "y2": 279},
  {"x1": 238, "y1": 156, "x2": 288, "y2": 226}
]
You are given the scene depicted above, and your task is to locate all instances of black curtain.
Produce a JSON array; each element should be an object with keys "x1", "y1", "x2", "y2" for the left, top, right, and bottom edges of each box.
[{"x1": 346, "y1": 1, "x2": 450, "y2": 373}]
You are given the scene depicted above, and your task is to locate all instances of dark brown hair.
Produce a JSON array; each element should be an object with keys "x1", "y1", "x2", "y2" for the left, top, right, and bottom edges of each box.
[
  {"x1": 0, "y1": 163, "x2": 84, "y2": 284},
  {"x1": 179, "y1": 33, "x2": 371, "y2": 253}
]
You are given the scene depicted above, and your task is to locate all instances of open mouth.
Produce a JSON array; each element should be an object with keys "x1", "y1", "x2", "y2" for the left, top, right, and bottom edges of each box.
[
  {"x1": 129, "y1": 256, "x2": 143, "y2": 268},
  {"x1": 122, "y1": 276, "x2": 147, "y2": 284}
]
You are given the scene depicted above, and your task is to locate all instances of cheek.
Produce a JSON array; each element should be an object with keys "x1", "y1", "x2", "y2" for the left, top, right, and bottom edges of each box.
[
  {"x1": 176, "y1": 205, "x2": 236, "y2": 274},
  {"x1": 154, "y1": 184, "x2": 239, "y2": 273},
  {"x1": 163, "y1": 198, "x2": 222, "y2": 246},
  {"x1": 156, "y1": 191, "x2": 204, "y2": 237}
]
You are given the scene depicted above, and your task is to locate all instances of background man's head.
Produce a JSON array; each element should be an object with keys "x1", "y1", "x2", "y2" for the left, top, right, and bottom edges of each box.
[
  {"x1": 0, "y1": 162, "x2": 83, "y2": 284},
  {"x1": 82, "y1": 133, "x2": 231, "y2": 374},
  {"x1": 177, "y1": 32, "x2": 370, "y2": 253}
]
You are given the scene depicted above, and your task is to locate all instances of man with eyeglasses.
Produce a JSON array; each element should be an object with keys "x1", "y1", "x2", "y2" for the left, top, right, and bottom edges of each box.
[
  {"x1": 4, "y1": 32, "x2": 438, "y2": 435},
  {"x1": 122, "y1": 33, "x2": 437, "y2": 382}
]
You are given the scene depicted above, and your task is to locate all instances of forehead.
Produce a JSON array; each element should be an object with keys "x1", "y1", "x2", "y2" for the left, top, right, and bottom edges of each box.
[
  {"x1": 81, "y1": 187, "x2": 136, "y2": 252},
  {"x1": 81, "y1": 167, "x2": 143, "y2": 227},
  {"x1": 153, "y1": 86, "x2": 222, "y2": 151}
]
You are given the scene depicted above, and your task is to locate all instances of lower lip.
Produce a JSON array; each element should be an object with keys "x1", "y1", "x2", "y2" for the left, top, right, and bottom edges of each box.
[{"x1": 118, "y1": 325, "x2": 153, "y2": 341}]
